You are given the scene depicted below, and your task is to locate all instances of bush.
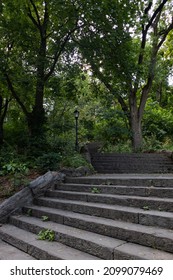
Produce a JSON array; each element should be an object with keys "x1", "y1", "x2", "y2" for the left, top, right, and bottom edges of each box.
[
  {"x1": 0, "y1": 146, "x2": 30, "y2": 176},
  {"x1": 142, "y1": 135, "x2": 163, "y2": 152},
  {"x1": 36, "y1": 152, "x2": 62, "y2": 173},
  {"x1": 61, "y1": 152, "x2": 89, "y2": 168},
  {"x1": 143, "y1": 101, "x2": 173, "y2": 141},
  {"x1": 0, "y1": 161, "x2": 29, "y2": 176},
  {"x1": 101, "y1": 141, "x2": 132, "y2": 153}
]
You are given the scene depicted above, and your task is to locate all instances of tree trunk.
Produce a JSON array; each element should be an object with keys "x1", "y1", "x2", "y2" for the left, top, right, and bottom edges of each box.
[
  {"x1": 131, "y1": 115, "x2": 143, "y2": 152},
  {"x1": 129, "y1": 93, "x2": 143, "y2": 152},
  {"x1": 27, "y1": 107, "x2": 46, "y2": 138},
  {"x1": 0, "y1": 96, "x2": 9, "y2": 148},
  {"x1": 25, "y1": 1, "x2": 48, "y2": 139},
  {"x1": 0, "y1": 123, "x2": 4, "y2": 147}
]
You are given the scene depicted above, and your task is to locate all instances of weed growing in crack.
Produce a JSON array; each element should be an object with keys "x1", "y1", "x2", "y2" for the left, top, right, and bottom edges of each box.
[
  {"x1": 142, "y1": 205, "x2": 150, "y2": 211},
  {"x1": 41, "y1": 216, "x2": 49, "y2": 222},
  {"x1": 37, "y1": 229, "x2": 55, "y2": 241},
  {"x1": 26, "y1": 209, "x2": 32, "y2": 216},
  {"x1": 91, "y1": 187, "x2": 101, "y2": 194}
]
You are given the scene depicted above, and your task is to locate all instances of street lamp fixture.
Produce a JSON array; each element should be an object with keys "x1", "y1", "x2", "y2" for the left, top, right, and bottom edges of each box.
[
  {"x1": 74, "y1": 109, "x2": 79, "y2": 119},
  {"x1": 74, "y1": 109, "x2": 79, "y2": 151}
]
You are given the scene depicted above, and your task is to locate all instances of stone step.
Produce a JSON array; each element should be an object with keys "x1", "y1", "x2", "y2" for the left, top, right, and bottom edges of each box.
[
  {"x1": 91, "y1": 153, "x2": 173, "y2": 174},
  {"x1": 8, "y1": 214, "x2": 173, "y2": 260},
  {"x1": 92, "y1": 159, "x2": 173, "y2": 164},
  {"x1": 34, "y1": 195, "x2": 173, "y2": 229},
  {"x1": 92, "y1": 160, "x2": 173, "y2": 164},
  {"x1": 54, "y1": 183, "x2": 173, "y2": 198},
  {"x1": 91, "y1": 153, "x2": 172, "y2": 158},
  {"x1": 0, "y1": 224, "x2": 100, "y2": 260},
  {"x1": 22, "y1": 205, "x2": 173, "y2": 254},
  {"x1": 40, "y1": 191, "x2": 173, "y2": 211},
  {"x1": 2, "y1": 171, "x2": 173, "y2": 260},
  {"x1": 91, "y1": 164, "x2": 173, "y2": 174},
  {"x1": 93, "y1": 170, "x2": 173, "y2": 174},
  {"x1": 65, "y1": 175, "x2": 173, "y2": 187},
  {"x1": 0, "y1": 239, "x2": 35, "y2": 260},
  {"x1": 92, "y1": 162, "x2": 173, "y2": 168}
]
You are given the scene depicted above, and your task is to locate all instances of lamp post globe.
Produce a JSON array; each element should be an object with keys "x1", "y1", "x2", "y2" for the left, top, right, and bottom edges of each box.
[{"x1": 74, "y1": 109, "x2": 79, "y2": 119}]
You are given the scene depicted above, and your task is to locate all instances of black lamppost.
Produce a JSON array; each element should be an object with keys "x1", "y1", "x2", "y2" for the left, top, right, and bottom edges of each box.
[{"x1": 74, "y1": 109, "x2": 79, "y2": 151}]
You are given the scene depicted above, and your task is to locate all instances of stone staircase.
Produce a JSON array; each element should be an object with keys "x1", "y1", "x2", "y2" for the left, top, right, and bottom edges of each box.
[
  {"x1": 1, "y1": 174, "x2": 173, "y2": 259},
  {"x1": 90, "y1": 153, "x2": 173, "y2": 173}
]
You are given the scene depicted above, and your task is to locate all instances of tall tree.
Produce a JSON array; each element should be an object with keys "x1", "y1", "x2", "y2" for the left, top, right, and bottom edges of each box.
[
  {"x1": 76, "y1": 0, "x2": 173, "y2": 151},
  {"x1": 0, "y1": 0, "x2": 84, "y2": 139}
]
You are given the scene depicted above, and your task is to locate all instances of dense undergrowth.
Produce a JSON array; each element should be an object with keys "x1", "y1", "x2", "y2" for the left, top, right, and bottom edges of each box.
[{"x1": 0, "y1": 140, "x2": 90, "y2": 203}]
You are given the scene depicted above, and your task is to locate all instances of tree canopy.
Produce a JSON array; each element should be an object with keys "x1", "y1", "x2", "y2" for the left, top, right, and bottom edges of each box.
[{"x1": 0, "y1": 0, "x2": 173, "y2": 159}]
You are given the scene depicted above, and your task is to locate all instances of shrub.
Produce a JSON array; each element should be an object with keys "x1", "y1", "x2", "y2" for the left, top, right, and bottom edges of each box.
[
  {"x1": 61, "y1": 152, "x2": 89, "y2": 168},
  {"x1": 36, "y1": 152, "x2": 61, "y2": 172},
  {"x1": 0, "y1": 161, "x2": 29, "y2": 176}
]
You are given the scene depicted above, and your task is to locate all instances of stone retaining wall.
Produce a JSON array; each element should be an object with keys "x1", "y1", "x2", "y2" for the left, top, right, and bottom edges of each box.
[{"x1": 0, "y1": 171, "x2": 65, "y2": 223}]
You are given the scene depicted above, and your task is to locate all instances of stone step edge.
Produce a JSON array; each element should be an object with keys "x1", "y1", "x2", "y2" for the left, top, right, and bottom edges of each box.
[
  {"x1": 91, "y1": 160, "x2": 173, "y2": 164},
  {"x1": 9, "y1": 215, "x2": 173, "y2": 260},
  {"x1": 0, "y1": 239, "x2": 35, "y2": 260},
  {"x1": 54, "y1": 184, "x2": 173, "y2": 198},
  {"x1": 0, "y1": 224, "x2": 100, "y2": 260},
  {"x1": 22, "y1": 205, "x2": 173, "y2": 254},
  {"x1": 53, "y1": 184, "x2": 173, "y2": 198},
  {"x1": 35, "y1": 196, "x2": 173, "y2": 229},
  {"x1": 91, "y1": 154, "x2": 172, "y2": 159},
  {"x1": 47, "y1": 189, "x2": 173, "y2": 203},
  {"x1": 65, "y1": 177, "x2": 173, "y2": 187},
  {"x1": 41, "y1": 191, "x2": 173, "y2": 212},
  {"x1": 58, "y1": 183, "x2": 173, "y2": 189}
]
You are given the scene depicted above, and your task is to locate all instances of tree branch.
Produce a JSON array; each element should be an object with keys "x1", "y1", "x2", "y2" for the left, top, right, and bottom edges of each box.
[
  {"x1": 157, "y1": 19, "x2": 173, "y2": 50},
  {"x1": 146, "y1": 0, "x2": 168, "y2": 32},
  {"x1": 88, "y1": 58, "x2": 129, "y2": 116},
  {"x1": 4, "y1": 73, "x2": 29, "y2": 117},
  {"x1": 1, "y1": 98, "x2": 10, "y2": 123},
  {"x1": 42, "y1": 1, "x2": 49, "y2": 33},
  {"x1": 144, "y1": 1, "x2": 152, "y2": 15},
  {"x1": 28, "y1": 0, "x2": 41, "y2": 27},
  {"x1": 44, "y1": 23, "x2": 83, "y2": 81},
  {"x1": 133, "y1": 0, "x2": 168, "y2": 94},
  {"x1": 27, "y1": 7, "x2": 39, "y2": 28}
]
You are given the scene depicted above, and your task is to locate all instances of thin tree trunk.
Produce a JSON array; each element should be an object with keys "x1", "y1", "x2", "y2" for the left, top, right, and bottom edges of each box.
[
  {"x1": 0, "y1": 96, "x2": 9, "y2": 147},
  {"x1": 0, "y1": 123, "x2": 4, "y2": 146},
  {"x1": 129, "y1": 91, "x2": 143, "y2": 151},
  {"x1": 130, "y1": 114, "x2": 143, "y2": 152}
]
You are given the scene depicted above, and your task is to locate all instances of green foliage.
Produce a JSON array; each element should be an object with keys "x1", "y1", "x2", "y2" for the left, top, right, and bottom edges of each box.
[
  {"x1": 0, "y1": 162, "x2": 29, "y2": 176},
  {"x1": 142, "y1": 100, "x2": 173, "y2": 151},
  {"x1": 93, "y1": 108, "x2": 130, "y2": 145},
  {"x1": 41, "y1": 216, "x2": 49, "y2": 222},
  {"x1": 36, "y1": 152, "x2": 61, "y2": 173},
  {"x1": 37, "y1": 229, "x2": 55, "y2": 242},
  {"x1": 26, "y1": 209, "x2": 32, "y2": 217},
  {"x1": 61, "y1": 152, "x2": 89, "y2": 169},
  {"x1": 91, "y1": 187, "x2": 101, "y2": 194},
  {"x1": 0, "y1": 146, "x2": 30, "y2": 177},
  {"x1": 142, "y1": 135, "x2": 163, "y2": 152},
  {"x1": 0, "y1": 0, "x2": 173, "y2": 163},
  {"x1": 48, "y1": 132, "x2": 76, "y2": 156},
  {"x1": 142, "y1": 206, "x2": 150, "y2": 211},
  {"x1": 10, "y1": 173, "x2": 29, "y2": 188},
  {"x1": 101, "y1": 141, "x2": 132, "y2": 153}
]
